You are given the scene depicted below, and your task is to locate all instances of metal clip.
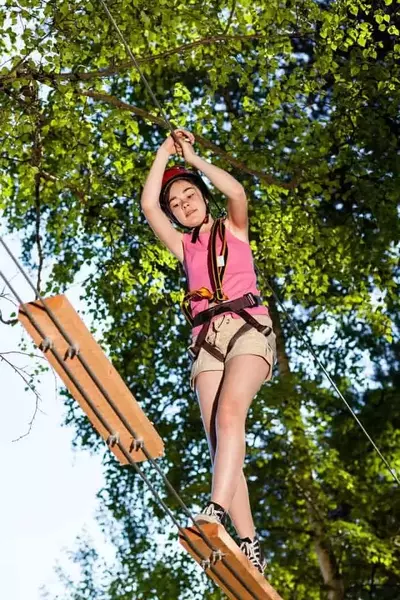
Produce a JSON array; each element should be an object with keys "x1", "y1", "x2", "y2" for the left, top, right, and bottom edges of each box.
[
  {"x1": 210, "y1": 549, "x2": 225, "y2": 565},
  {"x1": 107, "y1": 432, "x2": 120, "y2": 448},
  {"x1": 201, "y1": 557, "x2": 211, "y2": 570},
  {"x1": 188, "y1": 346, "x2": 197, "y2": 361},
  {"x1": 129, "y1": 438, "x2": 144, "y2": 452},
  {"x1": 39, "y1": 337, "x2": 53, "y2": 352},
  {"x1": 245, "y1": 292, "x2": 256, "y2": 307},
  {"x1": 65, "y1": 343, "x2": 80, "y2": 359}
]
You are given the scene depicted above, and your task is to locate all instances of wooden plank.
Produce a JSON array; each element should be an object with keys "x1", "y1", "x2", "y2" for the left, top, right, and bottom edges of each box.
[
  {"x1": 18, "y1": 294, "x2": 164, "y2": 465},
  {"x1": 179, "y1": 523, "x2": 283, "y2": 600}
]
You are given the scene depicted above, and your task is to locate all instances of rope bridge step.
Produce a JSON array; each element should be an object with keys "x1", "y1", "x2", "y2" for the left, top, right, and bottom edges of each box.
[
  {"x1": 179, "y1": 523, "x2": 284, "y2": 600},
  {"x1": 18, "y1": 294, "x2": 164, "y2": 464}
]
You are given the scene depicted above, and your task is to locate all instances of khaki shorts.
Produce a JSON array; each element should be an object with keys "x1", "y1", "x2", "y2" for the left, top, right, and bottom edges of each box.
[{"x1": 189, "y1": 314, "x2": 276, "y2": 390}]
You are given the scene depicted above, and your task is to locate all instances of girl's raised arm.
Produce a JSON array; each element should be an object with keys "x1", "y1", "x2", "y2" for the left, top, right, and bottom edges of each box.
[
  {"x1": 141, "y1": 137, "x2": 184, "y2": 262},
  {"x1": 179, "y1": 139, "x2": 248, "y2": 234}
]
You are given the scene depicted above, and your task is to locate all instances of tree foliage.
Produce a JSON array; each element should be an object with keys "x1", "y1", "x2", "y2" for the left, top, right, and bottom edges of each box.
[{"x1": 1, "y1": 0, "x2": 400, "y2": 598}]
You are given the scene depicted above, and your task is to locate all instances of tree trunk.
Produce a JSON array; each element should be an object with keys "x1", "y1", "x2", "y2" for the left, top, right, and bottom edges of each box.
[{"x1": 268, "y1": 291, "x2": 345, "y2": 600}]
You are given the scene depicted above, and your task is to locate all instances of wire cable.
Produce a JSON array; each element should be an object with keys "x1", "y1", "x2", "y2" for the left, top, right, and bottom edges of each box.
[
  {"x1": 98, "y1": 0, "x2": 228, "y2": 219},
  {"x1": 7, "y1": 0, "x2": 396, "y2": 592},
  {"x1": 264, "y1": 278, "x2": 400, "y2": 486},
  {"x1": 0, "y1": 265, "x2": 249, "y2": 600},
  {"x1": 98, "y1": 0, "x2": 176, "y2": 136}
]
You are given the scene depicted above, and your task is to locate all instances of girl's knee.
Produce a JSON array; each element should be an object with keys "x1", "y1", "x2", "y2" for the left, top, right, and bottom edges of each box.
[{"x1": 216, "y1": 403, "x2": 244, "y2": 432}]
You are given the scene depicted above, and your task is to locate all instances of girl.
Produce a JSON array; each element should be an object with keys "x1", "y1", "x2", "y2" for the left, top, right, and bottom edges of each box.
[{"x1": 141, "y1": 129, "x2": 276, "y2": 574}]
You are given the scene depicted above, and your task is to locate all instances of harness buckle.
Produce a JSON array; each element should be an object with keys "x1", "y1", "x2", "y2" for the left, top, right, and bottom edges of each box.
[
  {"x1": 245, "y1": 292, "x2": 257, "y2": 307},
  {"x1": 188, "y1": 346, "x2": 198, "y2": 361}
]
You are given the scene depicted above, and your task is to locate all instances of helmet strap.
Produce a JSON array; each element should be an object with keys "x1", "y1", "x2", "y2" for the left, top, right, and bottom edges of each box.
[{"x1": 191, "y1": 213, "x2": 209, "y2": 244}]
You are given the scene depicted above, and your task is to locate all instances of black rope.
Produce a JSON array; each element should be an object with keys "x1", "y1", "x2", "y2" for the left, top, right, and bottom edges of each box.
[
  {"x1": 98, "y1": 0, "x2": 177, "y2": 137},
  {"x1": 0, "y1": 236, "x2": 261, "y2": 600},
  {"x1": 98, "y1": 0, "x2": 227, "y2": 219},
  {"x1": 264, "y1": 278, "x2": 400, "y2": 487}
]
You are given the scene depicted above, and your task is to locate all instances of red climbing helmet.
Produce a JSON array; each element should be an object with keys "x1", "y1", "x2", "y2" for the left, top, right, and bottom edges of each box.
[
  {"x1": 161, "y1": 165, "x2": 195, "y2": 189},
  {"x1": 159, "y1": 165, "x2": 210, "y2": 226}
]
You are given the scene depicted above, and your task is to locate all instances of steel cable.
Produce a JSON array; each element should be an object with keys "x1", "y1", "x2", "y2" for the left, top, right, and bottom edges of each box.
[{"x1": 264, "y1": 278, "x2": 399, "y2": 486}]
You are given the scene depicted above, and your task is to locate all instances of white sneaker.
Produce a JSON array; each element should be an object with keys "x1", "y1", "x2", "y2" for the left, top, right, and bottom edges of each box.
[
  {"x1": 239, "y1": 537, "x2": 268, "y2": 573},
  {"x1": 194, "y1": 502, "x2": 227, "y2": 526}
]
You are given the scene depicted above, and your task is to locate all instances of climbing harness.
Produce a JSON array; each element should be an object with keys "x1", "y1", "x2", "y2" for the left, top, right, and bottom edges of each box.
[
  {"x1": 188, "y1": 293, "x2": 270, "y2": 362},
  {"x1": 181, "y1": 217, "x2": 272, "y2": 362}
]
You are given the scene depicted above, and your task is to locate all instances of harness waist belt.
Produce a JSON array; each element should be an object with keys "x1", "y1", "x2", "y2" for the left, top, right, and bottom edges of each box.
[{"x1": 192, "y1": 293, "x2": 263, "y2": 328}]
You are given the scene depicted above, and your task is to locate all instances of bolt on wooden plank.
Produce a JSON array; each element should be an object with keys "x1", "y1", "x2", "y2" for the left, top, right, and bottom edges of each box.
[
  {"x1": 18, "y1": 294, "x2": 164, "y2": 465},
  {"x1": 179, "y1": 523, "x2": 284, "y2": 600}
]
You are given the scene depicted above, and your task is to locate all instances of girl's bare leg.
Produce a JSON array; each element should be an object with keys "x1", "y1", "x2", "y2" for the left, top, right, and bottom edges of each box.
[{"x1": 195, "y1": 358, "x2": 269, "y2": 539}]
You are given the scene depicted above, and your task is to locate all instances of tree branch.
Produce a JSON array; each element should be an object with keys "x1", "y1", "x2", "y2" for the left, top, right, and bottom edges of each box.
[
  {"x1": 80, "y1": 90, "x2": 298, "y2": 188},
  {"x1": 59, "y1": 34, "x2": 267, "y2": 81},
  {"x1": 39, "y1": 170, "x2": 86, "y2": 201},
  {"x1": 0, "y1": 353, "x2": 44, "y2": 442},
  {"x1": 0, "y1": 153, "x2": 31, "y2": 164},
  {"x1": 0, "y1": 310, "x2": 18, "y2": 325},
  {"x1": 0, "y1": 32, "x2": 310, "y2": 85},
  {"x1": 0, "y1": 11, "x2": 69, "y2": 77},
  {"x1": 222, "y1": 1, "x2": 237, "y2": 35},
  {"x1": 1, "y1": 350, "x2": 49, "y2": 360}
]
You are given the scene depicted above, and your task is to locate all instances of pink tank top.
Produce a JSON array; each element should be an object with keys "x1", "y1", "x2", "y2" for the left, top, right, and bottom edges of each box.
[{"x1": 183, "y1": 224, "x2": 268, "y2": 336}]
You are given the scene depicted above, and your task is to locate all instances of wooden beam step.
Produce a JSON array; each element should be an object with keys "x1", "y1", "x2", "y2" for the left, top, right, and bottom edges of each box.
[
  {"x1": 18, "y1": 294, "x2": 164, "y2": 465},
  {"x1": 179, "y1": 523, "x2": 283, "y2": 600}
]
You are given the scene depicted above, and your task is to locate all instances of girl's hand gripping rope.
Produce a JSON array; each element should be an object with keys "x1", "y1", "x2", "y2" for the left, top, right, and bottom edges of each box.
[
  {"x1": 174, "y1": 129, "x2": 197, "y2": 164},
  {"x1": 159, "y1": 129, "x2": 195, "y2": 160}
]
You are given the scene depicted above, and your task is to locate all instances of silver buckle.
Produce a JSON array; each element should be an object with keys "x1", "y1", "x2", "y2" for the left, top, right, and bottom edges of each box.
[
  {"x1": 245, "y1": 293, "x2": 256, "y2": 307},
  {"x1": 188, "y1": 346, "x2": 197, "y2": 360}
]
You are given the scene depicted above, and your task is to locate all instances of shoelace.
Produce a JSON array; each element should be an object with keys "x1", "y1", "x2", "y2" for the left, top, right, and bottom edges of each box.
[
  {"x1": 204, "y1": 503, "x2": 225, "y2": 520},
  {"x1": 240, "y1": 539, "x2": 266, "y2": 572},
  {"x1": 241, "y1": 540, "x2": 260, "y2": 562}
]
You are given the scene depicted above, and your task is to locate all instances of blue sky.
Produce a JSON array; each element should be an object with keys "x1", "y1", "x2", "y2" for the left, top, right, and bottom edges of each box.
[{"x1": 0, "y1": 233, "x2": 109, "y2": 599}]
